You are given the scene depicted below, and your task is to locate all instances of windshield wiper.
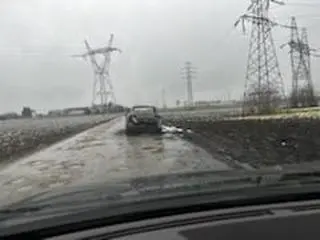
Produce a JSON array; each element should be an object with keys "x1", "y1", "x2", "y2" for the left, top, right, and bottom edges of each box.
[
  {"x1": 0, "y1": 205, "x2": 51, "y2": 222},
  {"x1": 132, "y1": 169, "x2": 320, "y2": 194},
  {"x1": 278, "y1": 170, "x2": 320, "y2": 183},
  {"x1": 0, "y1": 206, "x2": 45, "y2": 214},
  {"x1": 241, "y1": 169, "x2": 320, "y2": 188}
]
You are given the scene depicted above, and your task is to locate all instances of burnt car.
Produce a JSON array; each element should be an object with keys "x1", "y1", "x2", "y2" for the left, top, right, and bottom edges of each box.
[{"x1": 125, "y1": 105, "x2": 162, "y2": 134}]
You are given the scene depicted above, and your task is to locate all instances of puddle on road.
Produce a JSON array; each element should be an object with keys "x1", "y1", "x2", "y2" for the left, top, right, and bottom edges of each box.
[
  {"x1": 17, "y1": 185, "x2": 33, "y2": 193},
  {"x1": 0, "y1": 118, "x2": 231, "y2": 207},
  {"x1": 115, "y1": 129, "x2": 126, "y2": 136},
  {"x1": 66, "y1": 142, "x2": 105, "y2": 151}
]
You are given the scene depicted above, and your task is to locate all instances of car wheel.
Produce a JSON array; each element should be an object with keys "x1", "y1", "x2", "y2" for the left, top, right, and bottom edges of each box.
[{"x1": 154, "y1": 124, "x2": 162, "y2": 134}]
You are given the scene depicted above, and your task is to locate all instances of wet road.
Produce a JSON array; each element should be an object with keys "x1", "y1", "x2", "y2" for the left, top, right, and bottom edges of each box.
[{"x1": 0, "y1": 117, "x2": 230, "y2": 206}]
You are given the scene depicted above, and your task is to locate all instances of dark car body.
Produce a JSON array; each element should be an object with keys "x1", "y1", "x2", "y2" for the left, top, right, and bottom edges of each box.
[
  {"x1": 2, "y1": 165, "x2": 320, "y2": 238},
  {"x1": 125, "y1": 105, "x2": 162, "y2": 134}
]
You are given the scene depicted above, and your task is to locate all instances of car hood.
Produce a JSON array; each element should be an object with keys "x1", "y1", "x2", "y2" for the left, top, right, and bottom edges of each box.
[
  {"x1": 5, "y1": 162, "x2": 320, "y2": 210},
  {"x1": 1, "y1": 170, "x2": 254, "y2": 212},
  {"x1": 1, "y1": 164, "x2": 320, "y2": 232}
]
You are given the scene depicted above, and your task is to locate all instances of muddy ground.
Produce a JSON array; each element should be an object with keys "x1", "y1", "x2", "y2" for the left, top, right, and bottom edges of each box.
[
  {"x1": 164, "y1": 117, "x2": 320, "y2": 169},
  {"x1": 0, "y1": 117, "x2": 230, "y2": 206}
]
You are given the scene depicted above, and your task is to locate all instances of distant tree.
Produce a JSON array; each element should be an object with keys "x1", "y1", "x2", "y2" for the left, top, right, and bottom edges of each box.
[{"x1": 107, "y1": 102, "x2": 114, "y2": 109}]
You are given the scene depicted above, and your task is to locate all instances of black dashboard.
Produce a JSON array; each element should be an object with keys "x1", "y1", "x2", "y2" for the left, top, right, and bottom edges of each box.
[{"x1": 47, "y1": 199, "x2": 320, "y2": 239}]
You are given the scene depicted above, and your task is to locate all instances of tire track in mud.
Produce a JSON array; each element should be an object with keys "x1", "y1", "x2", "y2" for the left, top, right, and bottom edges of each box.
[{"x1": 0, "y1": 117, "x2": 231, "y2": 206}]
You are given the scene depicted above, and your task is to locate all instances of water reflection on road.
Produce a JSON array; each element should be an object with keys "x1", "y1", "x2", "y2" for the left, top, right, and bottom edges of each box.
[{"x1": 0, "y1": 117, "x2": 230, "y2": 206}]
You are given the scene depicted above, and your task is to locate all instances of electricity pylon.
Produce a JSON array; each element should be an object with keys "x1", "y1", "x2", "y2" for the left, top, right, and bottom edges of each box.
[
  {"x1": 235, "y1": 0, "x2": 286, "y2": 115},
  {"x1": 73, "y1": 34, "x2": 121, "y2": 106},
  {"x1": 281, "y1": 17, "x2": 318, "y2": 108},
  {"x1": 181, "y1": 61, "x2": 196, "y2": 107}
]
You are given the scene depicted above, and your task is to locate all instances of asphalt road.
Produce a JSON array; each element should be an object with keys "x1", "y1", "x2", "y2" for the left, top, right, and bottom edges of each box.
[{"x1": 0, "y1": 117, "x2": 231, "y2": 206}]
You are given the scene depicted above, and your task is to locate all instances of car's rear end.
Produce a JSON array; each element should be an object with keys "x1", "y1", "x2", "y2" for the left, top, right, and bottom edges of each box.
[{"x1": 126, "y1": 108, "x2": 162, "y2": 134}]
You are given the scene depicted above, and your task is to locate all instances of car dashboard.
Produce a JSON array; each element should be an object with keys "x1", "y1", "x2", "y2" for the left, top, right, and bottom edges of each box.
[{"x1": 47, "y1": 199, "x2": 320, "y2": 240}]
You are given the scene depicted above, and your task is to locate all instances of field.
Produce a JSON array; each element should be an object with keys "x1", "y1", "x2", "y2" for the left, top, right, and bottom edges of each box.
[
  {"x1": 0, "y1": 115, "x2": 118, "y2": 162},
  {"x1": 161, "y1": 107, "x2": 242, "y2": 120},
  {"x1": 2, "y1": 106, "x2": 320, "y2": 170},
  {"x1": 162, "y1": 107, "x2": 320, "y2": 169}
]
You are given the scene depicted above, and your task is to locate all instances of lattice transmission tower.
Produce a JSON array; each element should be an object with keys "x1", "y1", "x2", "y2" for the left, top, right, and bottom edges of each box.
[
  {"x1": 281, "y1": 17, "x2": 319, "y2": 108},
  {"x1": 73, "y1": 34, "x2": 121, "y2": 106},
  {"x1": 235, "y1": 0, "x2": 286, "y2": 115},
  {"x1": 181, "y1": 61, "x2": 196, "y2": 107}
]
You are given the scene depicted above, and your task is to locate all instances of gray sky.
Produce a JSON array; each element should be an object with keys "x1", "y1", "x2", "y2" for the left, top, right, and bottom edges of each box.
[{"x1": 0, "y1": 0, "x2": 319, "y2": 113}]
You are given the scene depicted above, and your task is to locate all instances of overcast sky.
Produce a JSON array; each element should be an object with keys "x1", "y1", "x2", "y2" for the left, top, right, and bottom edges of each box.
[{"x1": 0, "y1": 0, "x2": 319, "y2": 113}]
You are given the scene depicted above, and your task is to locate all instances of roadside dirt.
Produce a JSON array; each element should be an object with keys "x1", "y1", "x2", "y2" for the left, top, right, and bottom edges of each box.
[{"x1": 164, "y1": 117, "x2": 320, "y2": 168}]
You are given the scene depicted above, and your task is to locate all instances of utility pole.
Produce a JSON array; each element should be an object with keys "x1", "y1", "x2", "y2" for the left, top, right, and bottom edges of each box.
[
  {"x1": 281, "y1": 17, "x2": 318, "y2": 108},
  {"x1": 235, "y1": 0, "x2": 287, "y2": 115},
  {"x1": 72, "y1": 34, "x2": 121, "y2": 107},
  {"x1": 181, "y1": 61, "x2": 196, "y2": 107},
  {"x1": 162, "y1": 88, "x2": 167, "y2": 109}
]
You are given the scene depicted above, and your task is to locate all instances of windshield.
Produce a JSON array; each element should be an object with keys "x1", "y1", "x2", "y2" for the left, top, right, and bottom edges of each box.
[{"x1": 1, "y1": 0, "x2": 320, "y2": 223}]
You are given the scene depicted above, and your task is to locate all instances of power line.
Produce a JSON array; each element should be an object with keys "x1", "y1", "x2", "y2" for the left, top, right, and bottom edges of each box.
[{"x1": 284, "y1": 2, "x2": 320, "y2": 7}]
